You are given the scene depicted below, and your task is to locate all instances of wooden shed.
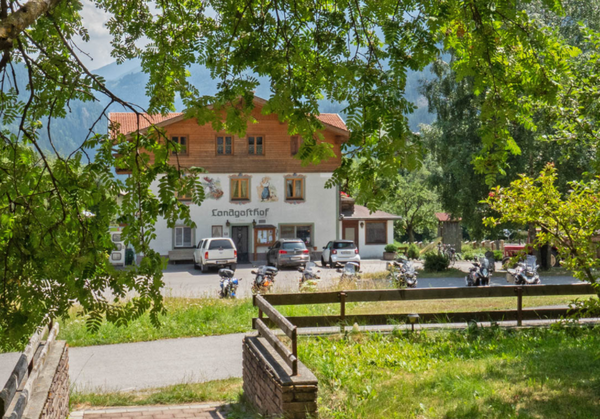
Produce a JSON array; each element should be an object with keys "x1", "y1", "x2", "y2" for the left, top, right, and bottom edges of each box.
[{"x1": 435, "y1": 212, "x2": 462, "y2": 252}]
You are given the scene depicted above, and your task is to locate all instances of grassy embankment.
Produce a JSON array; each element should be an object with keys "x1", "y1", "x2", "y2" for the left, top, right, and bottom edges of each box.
[
  {"x1": 59, "y1": 292, "x2": 596, "y2": 347},
  {"x1": 301, "y1": 324, "x2": 600, "y2": 419}
]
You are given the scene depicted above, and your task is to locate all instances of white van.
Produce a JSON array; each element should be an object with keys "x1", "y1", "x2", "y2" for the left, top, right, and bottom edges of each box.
[{"x1": 194, "y1": 237, "x2": 237, "y2": 273}]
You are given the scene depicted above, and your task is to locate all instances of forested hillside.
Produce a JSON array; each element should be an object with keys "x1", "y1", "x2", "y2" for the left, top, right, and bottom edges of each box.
[{"x1": 5, "y1": 60, "x2": 435, "y2": 157}]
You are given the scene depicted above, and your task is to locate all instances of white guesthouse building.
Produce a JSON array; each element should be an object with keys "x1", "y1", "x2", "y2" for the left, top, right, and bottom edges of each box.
[{"x1": 110, "y1": 97, "x2": 400, "y2": 263}]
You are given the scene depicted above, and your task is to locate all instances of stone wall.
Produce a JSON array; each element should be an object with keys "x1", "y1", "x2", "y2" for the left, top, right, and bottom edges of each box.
[
  {"x1": 242, "y1": 336, "x2": 318, "y2": 419},
  {"x1": 23, "y1": 341, "x2": 69, "y2": 419}
]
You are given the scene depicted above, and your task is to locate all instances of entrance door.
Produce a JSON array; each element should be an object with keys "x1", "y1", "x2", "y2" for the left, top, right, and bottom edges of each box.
[
  {"x1": 342, "y1": 220, "x2": 359, "y2": 250},
  {"x1": 232, "y1": 226, "x2": 250, "y2": 263}
]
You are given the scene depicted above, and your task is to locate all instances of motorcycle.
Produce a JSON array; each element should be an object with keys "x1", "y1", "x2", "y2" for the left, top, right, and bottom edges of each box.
[
  {"x1": 251, "y1": 265, "x2": 278, "y2": 294},
  {"x1": 465, "y1": 257, "x2": 491, "y2": 286},
  {"x1": 219, "y1": 268, "x2": 241, "y2": 298},
  {"x1": 298, "y1": 262, "x2": 321, "y2": 292},
  {"x1": 338, "y1": 261, "x2": 361, "y2": 284},
  {"x1": 387, "y1": 257, "x2": 418, "y2": 288},
  {"x1": 508, "y1": 255, "x2": 541, "y2": 285}
]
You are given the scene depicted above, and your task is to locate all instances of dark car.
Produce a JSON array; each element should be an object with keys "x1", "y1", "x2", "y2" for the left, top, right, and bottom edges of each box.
[{"x1": 266, "y1": 239, "x2": 310, "y2": 269}]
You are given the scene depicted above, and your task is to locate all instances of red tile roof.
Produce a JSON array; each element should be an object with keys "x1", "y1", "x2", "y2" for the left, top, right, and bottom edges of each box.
[
  {"x1": 109, "y1": 111, "x2": 347, "y2": 136},
  {"x1": 109, "y1": 112, "x2": 183, "y2": 136}
]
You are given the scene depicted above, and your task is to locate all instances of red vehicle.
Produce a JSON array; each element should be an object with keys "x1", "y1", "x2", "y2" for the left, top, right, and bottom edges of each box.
[{"x1": 503, "y1": 244, "x2": 559, "y2": 267}]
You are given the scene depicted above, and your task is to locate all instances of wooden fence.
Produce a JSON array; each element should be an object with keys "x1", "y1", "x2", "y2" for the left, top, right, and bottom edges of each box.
[
  {"x1": 252, "y1": 284, "x2": 598, "y2": 373},
  {"x1": 0, "y1": 322, "x2": 59, "y2": 419}
]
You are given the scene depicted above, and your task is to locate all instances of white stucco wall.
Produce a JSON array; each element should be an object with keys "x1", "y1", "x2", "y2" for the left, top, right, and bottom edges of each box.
[
  {"x1": 149, "y1": 172, "x2": 338, "y2": 256},
  {"x1": 338, "y1": 219, "x2": 395, "y2": 259}
]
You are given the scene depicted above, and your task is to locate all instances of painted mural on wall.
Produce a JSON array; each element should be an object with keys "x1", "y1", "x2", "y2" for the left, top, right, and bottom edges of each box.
[
  {"x1": 257, "y1": 176, "x2": 278, "y2": 202},
  {"x1": 202, "y1": 176, "x2": 224, "y2": 200}
]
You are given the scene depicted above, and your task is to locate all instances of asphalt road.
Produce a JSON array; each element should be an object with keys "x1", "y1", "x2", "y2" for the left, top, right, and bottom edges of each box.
[{"x1": 162, "y1": 260, "x2": 580, "y2": 299}]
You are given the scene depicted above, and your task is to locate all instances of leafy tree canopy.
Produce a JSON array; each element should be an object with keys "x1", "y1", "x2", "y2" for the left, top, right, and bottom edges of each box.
[{"x1": 0, "y1": 0, "x2": 586, "y2": 345}]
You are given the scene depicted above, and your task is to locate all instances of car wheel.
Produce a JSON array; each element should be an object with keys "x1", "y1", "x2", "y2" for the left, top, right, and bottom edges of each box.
[
  {"x1": 201, "y1": 261, "x2": 208, "y2": 273},
  {"x1": 329, "y1": 257, "x2": 334, "y2": 268},
  {"x1": 321, "y1": 257, "x2": 327, "y2": 267},
  {"x1": 193, "y1": 260, "x2": 200, "y2": 270}
]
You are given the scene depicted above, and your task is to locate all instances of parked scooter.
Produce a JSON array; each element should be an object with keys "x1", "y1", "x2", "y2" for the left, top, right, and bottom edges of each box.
[
  {"x1": 219, "y1": 268, "x2": 241, "y2": 298},
  {"x1": 465, "y1": 257, "x2": 491, "y2": 286},
  {"x1": 298, "y1": 262, "x2": 321, "y2": 292},
  {"x1": 387, "y1": 257, "x2": 418, "y2": 288},
  {"x1": 338, "y1": 261, "x2": 361, "y2": 284},
  {"x1": 508, "y1": 255, "x2": 541, "y2": 285},
  {"x1": 251, "y1": 265, "x2": 278, "y2": 294}
]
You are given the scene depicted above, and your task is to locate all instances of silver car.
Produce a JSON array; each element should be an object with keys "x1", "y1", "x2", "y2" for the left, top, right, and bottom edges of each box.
[
  {"x1": 266, "y1": 239, "x2": 310, "y2": 269},
  {"x1": 321, "y1": 240, "x2": 361, "y2": 268}
]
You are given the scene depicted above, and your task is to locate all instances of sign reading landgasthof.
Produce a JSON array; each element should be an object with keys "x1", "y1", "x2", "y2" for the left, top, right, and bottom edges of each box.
[{"x1": 211, "y1": 208, "x2": 270, "y2": 218}]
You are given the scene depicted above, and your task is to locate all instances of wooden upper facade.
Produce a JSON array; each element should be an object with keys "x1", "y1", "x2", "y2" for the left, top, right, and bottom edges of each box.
[{"x1": 110, "y1": 98, "x2": 348, "y2": 174}]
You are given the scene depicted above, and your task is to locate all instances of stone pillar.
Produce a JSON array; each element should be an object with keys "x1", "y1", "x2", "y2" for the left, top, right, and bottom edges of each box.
[{"x1": 243, "y1": 336, "x2": 318, "y2": 419}]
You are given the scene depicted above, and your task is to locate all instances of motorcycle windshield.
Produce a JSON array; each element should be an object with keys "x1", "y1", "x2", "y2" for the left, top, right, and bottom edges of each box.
[
  {"x1": 403, "y1": 261, "x2": 415, "y2": 274},
  {"x1": 343, "y1": 264, "x2": 357, "y2": 275},
  {"x1": 305, "y1": 262, "x2": 317, "y2": 272},
  {"x1": 526, "y1": 255, "x2": 537, "y2": 271}
]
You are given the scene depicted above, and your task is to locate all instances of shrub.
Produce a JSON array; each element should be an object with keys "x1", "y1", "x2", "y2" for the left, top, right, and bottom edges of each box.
[
  {"x1": 493, "y1": 250, "x2": 504, "y2": 261},
  {"x1": 384, "y1": 243, "x2": 398, "y2": 253},
  {"x1": 407, "y1": 244, "x2": 420, "y2": 260},
  {"x1": 423, "y1": 252, "x2": 450, "y2": 272},
  {"x1": 462, "y1": 251, "x2": 475, "y2": 261}
]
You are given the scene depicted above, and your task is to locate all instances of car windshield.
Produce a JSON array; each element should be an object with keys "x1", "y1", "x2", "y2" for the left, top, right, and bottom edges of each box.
[
  {"x1": 333, "y1": 241, "x2": 356, "y2": 249},
  {"x1": 282, "y1": 241, "x2": 306, "y2": 250},
  {"x1": 209, "y1": 239, "x2": 233, "y2": 250}
]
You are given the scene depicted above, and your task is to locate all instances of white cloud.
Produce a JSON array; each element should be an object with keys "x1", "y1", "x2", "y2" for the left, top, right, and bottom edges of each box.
[{"x1": 74, "y1": 0, "x2": 114, "y2": 70}]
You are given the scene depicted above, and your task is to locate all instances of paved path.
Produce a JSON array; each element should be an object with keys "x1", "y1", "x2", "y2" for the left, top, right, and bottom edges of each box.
[
  {"x1": 71, "y1": 403, "x2": 230, "y2": 419},
  {"x1": 69, "y1": 334, "x2": 244, "y2": 393}
]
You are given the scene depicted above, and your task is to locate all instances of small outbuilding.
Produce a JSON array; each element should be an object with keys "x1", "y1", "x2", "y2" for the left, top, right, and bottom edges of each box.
[
  {"x1": 435, "y1": 212, "x2": 462, "y2": 252},
  {"x1": 340, "y1": 195, "x2": 402, "y2": 259}
]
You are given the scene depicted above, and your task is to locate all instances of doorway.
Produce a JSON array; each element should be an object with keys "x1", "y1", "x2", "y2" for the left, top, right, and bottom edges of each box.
[
  {"x1": 342, "y1": 220, "x2": 359, "y2": 250},
  {"x1": 232, "y1": 226, "x2": 250, "y2": 263}
]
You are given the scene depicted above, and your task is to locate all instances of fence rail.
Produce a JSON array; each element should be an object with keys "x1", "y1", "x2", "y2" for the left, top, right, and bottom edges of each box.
[
  {"x1": 0, "y1": 322, "x2": 59, "y2": 419},
  {"x1": 254, "y1": 295, "x2": 298, "y2": 375}
]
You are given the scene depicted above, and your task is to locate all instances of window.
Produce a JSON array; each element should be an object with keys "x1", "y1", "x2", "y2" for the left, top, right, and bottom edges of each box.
[
  {"x1": 333, "y1": 241, "x2": 356, "y2": 249},
  {"x1": 174, "y1": 226, "x2": 193, "y2": 247},
  {"x1": 280, "y1": 225, "x2": 312, "y2": 247},
  {"x1": 172, "y1": 136, "x2": 187, "y2": 155},
  {"x1": 291, "y1": 136, "x2": 303, "y2": 156},
  {"x1": 212, "y1": 225, "x2": 223, "y2": 237},
  {"x1": 112, "y1": 234, "x2": 121, "y2": 242},
  {"x1": 282, "y1": 241, "x2": 307, "y2": 250},
  {"x1": 208, "y1": 239, "x2": 234, "y2": 250},
  {"x1": 286, "y1": 178, "x2": 304, "y2": 200},
  {"x1": 111, "y1": 252, "x2": 122, "y2": 261},
  {"x1": 231, "y1": 178, "x2": 250, "y2": 200},
  {"x1": 248, "y1": 136, "x2": 264, "y2": 155},
  {"x1": 216, "y1": 136, "x2": 233, "y2": 155},
  {"x1": 365, "y1": 222, "x2": 387, "y2": 245}
]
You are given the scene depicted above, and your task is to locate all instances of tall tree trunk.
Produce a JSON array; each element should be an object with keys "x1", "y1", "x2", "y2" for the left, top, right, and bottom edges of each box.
[{"x1": 408, "y1": 226, "x2": 414, "y2": 243}]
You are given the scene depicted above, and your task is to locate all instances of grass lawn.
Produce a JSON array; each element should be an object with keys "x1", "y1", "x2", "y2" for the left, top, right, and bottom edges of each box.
[
  {"x1": 300, "y1": 324, "x2": 600, "y2": 418},
  {"x1": 57, "y1": 294, "x2": 597, "y2": 347},
  {"x1": 70, "y1": 378, "x2": 242, "y2": 409}
]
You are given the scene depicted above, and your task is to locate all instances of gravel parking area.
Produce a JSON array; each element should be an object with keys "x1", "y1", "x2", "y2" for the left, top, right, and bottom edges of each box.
[{"x1": 161, "y1": 260, "x2": 580, "y2": 299}]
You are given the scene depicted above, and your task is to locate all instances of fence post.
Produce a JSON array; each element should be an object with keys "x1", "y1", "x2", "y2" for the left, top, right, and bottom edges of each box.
[
  {"x1": 291, "y1": 327, "x2": 298, "y2": 376},
  {"x1": 339, "y1": 292, "x2": 347, "y2": 334},
  {"x1": 516, "y1": 287, "x2": 523, "y2": 326}
]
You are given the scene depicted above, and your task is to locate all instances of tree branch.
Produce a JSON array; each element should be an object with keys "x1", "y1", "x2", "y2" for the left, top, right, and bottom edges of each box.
[{"x1": 0, "y1": 0, "x2": 63, "y2": 51}]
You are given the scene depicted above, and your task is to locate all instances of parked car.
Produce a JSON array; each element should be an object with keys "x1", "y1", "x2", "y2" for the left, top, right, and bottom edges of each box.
[
  {"x1": 194, "y1": 237, "x2": 237, "y2": 273},
  {"x1": 266, "y1": 239, "x2": 310, "y2": 269},
  {"x1": 321, "y1": 240, "x2": 360, "y2": 268}
]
